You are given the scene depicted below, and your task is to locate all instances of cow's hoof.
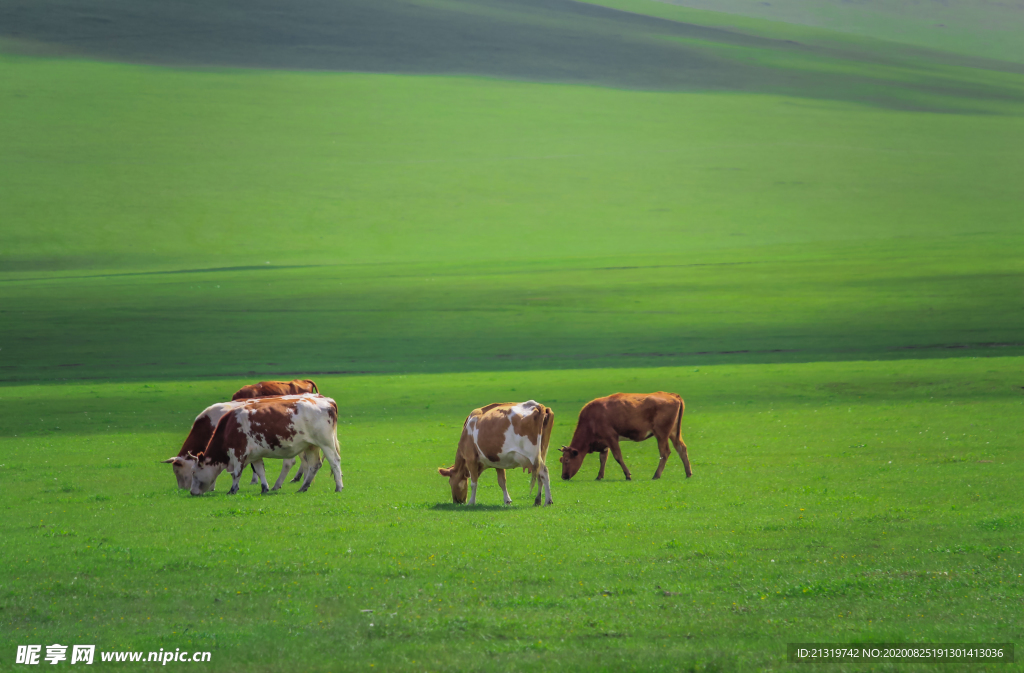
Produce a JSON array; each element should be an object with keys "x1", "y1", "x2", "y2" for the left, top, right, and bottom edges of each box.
[
  {"x1": 625, "y1": 476, "x2": 632, "y2": 481},
  {"x1": 228, "y1": 489, "x2": 238, "y2": 495},
  {"x1": 652, "y1": 474, "x2": 662, "y2": 480},
  {"x1": 334, "y1": 487, "x2": 343, "y2": 493},
  {"x1": 261, "y1": 486, "x2": 269, "y2": 495}
]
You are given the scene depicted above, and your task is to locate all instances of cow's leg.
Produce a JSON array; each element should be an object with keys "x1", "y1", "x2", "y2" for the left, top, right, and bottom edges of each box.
[
  {"x1": 296, "y1": 448, "x2": 323, "y2": 493},
  {"x1": 319, "y1": 437, "x2": 344, "y2": 493},
  {"x1": 252, "y1": 460, "x2": 271, "y2": 494},
  {"x1": 596, "y1": 449, "x2": 609, "y2": 480},
  {"x1": 533, "y1": 464, "x2": 554, "y2": 506},
  {"x1": 271, "y1": 458, "x2": 296, "y2": 491},
  {"x1": 653, "y1": 435, "x2": 671, "y2": 480},
  {"x1": 607, "y1": 437, "x2": 632, "y2": 481},
  {"x1": 673, "y1": 435, "x2": 693, "y2": 478},
  {"x1": 496, "y1": 469, "x2": 512, "y2": 505},
  {"x1": 290, "y1": 450, "x2": 316, "y2": 483},
  {"x1": 467, "y1": 462, "x2": 482, "y2": 506},
  {"x1": 295, "y1": 451, "x2": 320, "y2": 488},
  {"x1": 290, "y1": 452, "x2": 308, "y2": 483},
  {"x1": 227, "y1": 467, "x2": 244, "y2": 495},
  {"x1": 249, "y1": 462, "x2": 260, "y2": 486}
]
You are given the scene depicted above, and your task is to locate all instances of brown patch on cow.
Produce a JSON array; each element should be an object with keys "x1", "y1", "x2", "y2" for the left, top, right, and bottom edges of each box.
[
  {"x1": 201, "y1": 413, "x2": 237, "y2": 466},
  {"x1": 178, "y1": 414, "x2": 216, "y2": 457},
  {"x1": 508, "y1": 405, "x2": 542, "y2": 441},
  {"x1": 472, "y1": 412, "x2": 510, "y2": 462},
  {"x1": 326, "y1": 400, "x2": 338, "y2": 426},
  {"x1": 245, "y1": 403, "x2": 297, "y2": 453},
  {"x1": 231, "y1": 379, "x2": 319, "y2": 400}
]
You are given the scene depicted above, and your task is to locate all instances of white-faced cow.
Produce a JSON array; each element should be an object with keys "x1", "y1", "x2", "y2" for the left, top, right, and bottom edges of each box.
[
  {"x1": 559, "y1": 392, "x2": 691, "y2": 481},
  {"x1": 162, "y1": 401, "x2": 308, "y2": 491},
  {"x1": 438, "y1": 400, "x2": 554, "y2": 506},
  {"x1": 189, "y1": 394, "x2": 342, "y2": 496},
  {"x1": 231, "y1": 379, "x2": 319, "y2": 401}
]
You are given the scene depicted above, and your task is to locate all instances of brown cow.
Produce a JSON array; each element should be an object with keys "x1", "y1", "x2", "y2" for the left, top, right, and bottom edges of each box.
[
  {"x1": 231, "y1": 379, "x2": 319, "y2": 400},
  {"x1": 559, "y1": 392, "x2": 691, "y2": 481},
  {"x1": 437, "y1": 400, "x2": 554, "y2": 506}
]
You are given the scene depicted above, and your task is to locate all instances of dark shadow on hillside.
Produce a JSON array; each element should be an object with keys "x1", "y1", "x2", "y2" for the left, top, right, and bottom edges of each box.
[{"x1": 1, "y1": 0, "x2": 1021, "y2": 110}]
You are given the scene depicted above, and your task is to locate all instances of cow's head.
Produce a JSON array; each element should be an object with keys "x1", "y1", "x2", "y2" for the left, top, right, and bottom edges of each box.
[
  {"x1": 189, "y1": 453, "x2": 225, "y2": 496},
  {"x1": 559, "y1": 445, "x2": 586, "y2": 480},
  {"x1": 437, "y1": 461, "x2": 469, "y2": 504},
  {"x1": 162, "y1": 456, "x2": 197, "y2": 490}
]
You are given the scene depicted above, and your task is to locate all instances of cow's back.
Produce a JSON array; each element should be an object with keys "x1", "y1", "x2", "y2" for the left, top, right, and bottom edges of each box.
[
  {"x1": 204, "y1": 395, "x2": 337, "y2": 463},
  {"x1": 231, "y1": 379, "x2": 318, "y2": 400},
  {"x1": 580, "y1": 392, "x2": 680, "y2": 435}
]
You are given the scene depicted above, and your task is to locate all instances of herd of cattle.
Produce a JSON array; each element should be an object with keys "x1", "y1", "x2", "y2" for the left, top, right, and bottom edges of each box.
[{"x1": 163, "y1": 379, "x2": 692, "y2": 504}]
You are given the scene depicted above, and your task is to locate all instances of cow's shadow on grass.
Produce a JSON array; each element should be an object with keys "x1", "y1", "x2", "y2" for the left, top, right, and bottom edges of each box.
[{"x1": 430, "y1": 503, "x2": 513, "y2": 512}]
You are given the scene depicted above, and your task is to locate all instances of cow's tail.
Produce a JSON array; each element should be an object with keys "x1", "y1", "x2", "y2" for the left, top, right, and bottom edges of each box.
[{"x1": 530, "y1": 406, "x2": 555, "y2": 495}]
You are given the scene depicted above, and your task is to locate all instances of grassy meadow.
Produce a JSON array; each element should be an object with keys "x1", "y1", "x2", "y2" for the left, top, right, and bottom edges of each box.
[
  {"x1": 2, "y1": 0, "x2": 1024, "y2": 669},
  {"x1": 1, "y1": 360, "x2": 1023, "y2": 672}
]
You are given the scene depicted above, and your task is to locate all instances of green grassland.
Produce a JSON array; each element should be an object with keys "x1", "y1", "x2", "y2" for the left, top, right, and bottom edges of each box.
[
  {"x1": 1, "y1": 0, "x2": 1023, "y2": 669},
  {"x1": 1, "y1": 55, "x2": 1022, "y2": 380},
  {"x1": 1, "y1": 358, "x2": 1022, "y2": 671}
]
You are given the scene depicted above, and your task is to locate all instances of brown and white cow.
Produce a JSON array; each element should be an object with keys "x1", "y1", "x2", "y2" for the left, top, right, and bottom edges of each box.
[
  {"x1": 189, "y1": 394, "x2": 343, "y2": 496},
  {"x1": 231, "y1": 379, "x2": 319, "y2": 401},
  {"x1": 162, "y1": 401, "x2": 310, "y2": 491},
  {"x1": 438, "y1": 400, "x2": 554, "y2": 506},
  {"x1": 230, "y1": 378, "x2": 322, "y2": 486},
  {"x1": 559, "y1": 392, "x2": 691, "y2": 481}
]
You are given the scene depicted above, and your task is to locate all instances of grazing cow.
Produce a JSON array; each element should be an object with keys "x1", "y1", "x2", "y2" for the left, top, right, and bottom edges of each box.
[
  {"x1": 437, "y1": 400, "x2": 554, "y2": 506},
  {"x1": 231, "y1": 379, "x2": 319, "y2": 401},
  {"x1": 162, "y1": 401, "x2": 305, "y2": 491},
  {"x1": 559, "y1": 392, "x2": 691, "y2": 481},
  {"x1": 189, "y1": 394, "x2": 343, "y2": 496}
]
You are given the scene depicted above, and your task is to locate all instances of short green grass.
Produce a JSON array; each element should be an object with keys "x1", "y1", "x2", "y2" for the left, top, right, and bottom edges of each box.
[{"x1": 1, "y1": 357, "x2": 1022, "y2": 671}]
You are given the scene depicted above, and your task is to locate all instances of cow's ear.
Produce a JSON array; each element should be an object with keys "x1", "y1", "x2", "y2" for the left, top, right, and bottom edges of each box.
[{"x1": 438, "y1": 467, "x2": 453, "y2": 477}]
